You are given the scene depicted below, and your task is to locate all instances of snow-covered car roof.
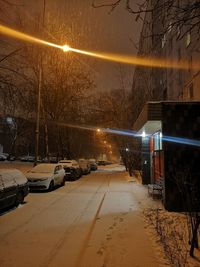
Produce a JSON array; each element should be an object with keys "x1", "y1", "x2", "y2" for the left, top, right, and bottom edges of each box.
[
  {"x1": 89, "y1": 159, "x2": 96, "y2": 162},
  {"x1": 28, "y1": 164, "x2": 59, "y2": 173},
  {"x1": 79, "y1": 158, "x2": 87, "y2": 162},
  {"x1": 0, "y1": 169, "x2": 28, "y2": 184},
  {"x1": 59, "y1": 160, "x2": 73, "y2": 163}
]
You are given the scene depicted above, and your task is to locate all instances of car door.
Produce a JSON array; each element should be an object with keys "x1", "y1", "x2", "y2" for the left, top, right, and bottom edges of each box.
[
  {"x1": 53, "y1": 166, "x2": 60, "y2": 185},
  {"x1": 72, "y1": 161, "x2": 78, "y2": 177},
  {"x1": 57, "y1": 165, "x2": 64, "y2": 183},
  {"x1": 0, "y1": 174, "x2": 6, "y2": 209},
  {"x1": 2, "y1": 173, "x2": 17, "y2": 208}
]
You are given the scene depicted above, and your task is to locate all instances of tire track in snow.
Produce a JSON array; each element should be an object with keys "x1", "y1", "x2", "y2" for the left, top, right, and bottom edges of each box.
[
  {"x1": 74, "y1": 175, "x2": 111, "y2": 267},
  {"x1": 40, "y1": 176, "x2": 110, "y2": 267},
  {"x1": 0, "y1": 175, "x2": 92, "y2": 240}
]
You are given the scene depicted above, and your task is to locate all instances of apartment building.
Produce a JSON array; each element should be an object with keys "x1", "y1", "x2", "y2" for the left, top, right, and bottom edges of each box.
[{"x1": 132, "y1": 0, "x2": 200, "y2": 211}]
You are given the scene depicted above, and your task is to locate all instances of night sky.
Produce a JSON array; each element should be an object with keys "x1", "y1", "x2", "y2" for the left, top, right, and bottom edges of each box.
[{"x1": 16, "y1": 0, "x2": 143, "y2": 91}]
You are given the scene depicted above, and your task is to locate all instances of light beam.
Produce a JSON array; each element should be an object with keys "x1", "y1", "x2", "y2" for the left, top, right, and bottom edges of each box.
[
  {"x1": 0, "y1": 24, "x2": 200, "y2": 70},
  {"x1": 0, "y1": 24, "x2": 62, "y2": 50},
  {"x1": 51, "y1": 120, "x2": 200, "y2": 148}
]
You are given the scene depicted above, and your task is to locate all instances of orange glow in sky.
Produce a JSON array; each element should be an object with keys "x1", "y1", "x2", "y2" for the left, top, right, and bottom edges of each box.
[{"x1": 0, "y1": 24, "x2": 199, "y2": 70}]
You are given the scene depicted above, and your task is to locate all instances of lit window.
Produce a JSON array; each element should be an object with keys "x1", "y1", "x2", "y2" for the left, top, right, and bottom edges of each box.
[{"x1": 154, "y1": 132, "x2": 162, "y2": 151}]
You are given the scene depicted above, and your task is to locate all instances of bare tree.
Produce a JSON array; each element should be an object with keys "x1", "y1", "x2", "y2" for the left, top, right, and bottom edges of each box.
[
  {"x1": 92, "y1": 0, "x2": 200, "y2": 41},
  {"x1": 0, "y1": 3, "x2": 96, "y2": 158},
  {"x1": 89, "y1": 65, "x2": 141, "y2": 169}
]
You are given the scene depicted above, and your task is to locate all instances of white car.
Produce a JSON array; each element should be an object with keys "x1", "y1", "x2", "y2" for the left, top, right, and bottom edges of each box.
[{"x1": 26, "y1": 163, "x2": 65, "y2": 191}]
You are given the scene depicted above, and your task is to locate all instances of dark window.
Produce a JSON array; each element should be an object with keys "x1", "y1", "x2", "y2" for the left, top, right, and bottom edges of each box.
[
  {"x1": 163, "y1": 88, "x2": 167, "y2": 100},
  {"x1": 189, "y1": 83, "x2": 193, "y2": 99}
]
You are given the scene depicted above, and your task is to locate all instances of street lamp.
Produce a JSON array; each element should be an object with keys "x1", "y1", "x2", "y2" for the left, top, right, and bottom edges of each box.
[
  {"x1": 34, "y1": 0, "x2": 46, "y2": 166},
  {"x1": 34, "y1": 65, "x2": 42, "y2": 165},
  {"x1": 62, "y1": 44, "x2": 71, "y2": 52}
]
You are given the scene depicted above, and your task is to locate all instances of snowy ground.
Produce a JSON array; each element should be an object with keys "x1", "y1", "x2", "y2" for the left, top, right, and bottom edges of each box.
[{"x1": 0, "y1": 162, "x2": 200, "y2": 267}]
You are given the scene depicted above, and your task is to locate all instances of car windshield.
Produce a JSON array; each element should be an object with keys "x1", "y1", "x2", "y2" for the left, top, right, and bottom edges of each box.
[{"x1": 30, "y1": 164, "x2": 54, "y2": 173}]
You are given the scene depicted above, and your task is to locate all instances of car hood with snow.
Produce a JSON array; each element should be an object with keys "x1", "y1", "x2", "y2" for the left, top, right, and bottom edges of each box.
[
  {"x1": 0, "y1": 169, "x2": 28, "y2": 189},
  {"x1": 26, "y1": 164, "x2": 57, "y2": 180},
  {"x1": 26, "y1": 172, "x2": 52, "y2": 180}
]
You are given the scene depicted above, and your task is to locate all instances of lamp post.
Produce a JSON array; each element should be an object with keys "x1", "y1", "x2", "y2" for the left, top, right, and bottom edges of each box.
[
  {"x1": 34, "y1": 65, "x2": 42, "y2": 165},
  {"x1": 34, "y1": 0, "x2": 46, "y2": 166}
]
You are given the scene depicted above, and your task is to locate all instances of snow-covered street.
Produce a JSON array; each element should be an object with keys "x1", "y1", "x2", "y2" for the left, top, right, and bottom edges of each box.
[{"x1": 0, "y1": 163, "x2": 167, "y2": 267}]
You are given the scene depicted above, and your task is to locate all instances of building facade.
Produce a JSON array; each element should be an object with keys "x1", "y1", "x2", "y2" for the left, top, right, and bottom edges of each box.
[{"x1": 132, "y1": 0, "x2": 200, "y2": 211}]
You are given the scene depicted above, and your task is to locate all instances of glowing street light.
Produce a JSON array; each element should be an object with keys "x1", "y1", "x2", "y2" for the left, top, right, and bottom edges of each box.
[
  {"x1": 62, "y1": 44, "x2": 71, "y2": 52},
  {"x1": 142, "y1": 131, "x2": 146, "y2": 138},
  {"x1": 97, "y1": 128, "x2": 101, "y2": 133}
]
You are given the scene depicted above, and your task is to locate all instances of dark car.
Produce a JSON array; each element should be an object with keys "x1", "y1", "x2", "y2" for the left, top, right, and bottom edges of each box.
[
  {"x1": 0, "y1": 154, "x2": 7, "y2": 161},
  {"x1": 59, "y1": 160, "x2": 82, "y2": 181},
  {"x1": 0, "y1": 169, "x2": 29, "y2": 211},
  {"x1": 89, "y1": 159, "x2": 98, "y2": 171},
  {"x1": 97, "y1": 160, "x2": 106, "y2": 166}
]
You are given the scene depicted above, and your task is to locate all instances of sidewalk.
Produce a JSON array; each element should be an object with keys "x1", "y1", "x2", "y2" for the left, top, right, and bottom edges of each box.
[
  {"x1": 75, "y1": 171, "x2": 170, "y2": 267},
  {"x1": 126, "y1": 171, "x2": 200, "y2": 267}
]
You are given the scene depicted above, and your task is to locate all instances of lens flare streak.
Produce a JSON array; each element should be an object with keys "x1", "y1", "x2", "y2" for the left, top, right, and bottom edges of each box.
[
  {"x1": 0, "y1": 24, "x2": 199, "y2": 70},
  {"x1": 54, "y1": 121, "x2": 200, "y2": 148},
  {"x1": 69, "y1": 47, "x2": 196, "y2": 70},
  {"x1": 162, "y1": 136, "x2": 200, "y2": 147},
  {"x1": 0, "y1": 24, "x2": 62, "y2": 50},
  {"x1": 55, "y1": 121, "x2": 138, "y2": 137}
]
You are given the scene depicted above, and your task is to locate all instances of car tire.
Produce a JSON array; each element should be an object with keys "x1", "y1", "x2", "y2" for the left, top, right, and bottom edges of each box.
[
  {"x1": 48, "y1": 180, "x2": 54, "y2": 191},
  {"x1": 61, "y1": 178, "x2": 65, "y2": 186},
  {"x1": 15, "y1": 191, "x2": 24, "y2": 206}
]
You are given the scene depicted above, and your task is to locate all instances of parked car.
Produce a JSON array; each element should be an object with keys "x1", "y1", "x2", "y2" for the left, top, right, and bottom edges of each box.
[
  {"x1": 49, "y1": 156, "x2": 58, "y2": 163},
  {"x1": 26, "y1": 163, "x2": 65, "y2": 191},
  {"x1": 20, "y1": 155, "x2": 35, "y2": 162},
  {"x1": 97, "y1": 160, "x2": 106, "y2": 166},
  {"x1": 78, "y1": 159, "x2": 90, "y2": 175},
  {"x1": 89, "y1": 159, "x2": 98, "y2": 171},
  {"x1": 59, "y1": 160, "x2": 82, "y2": 181},
  {"x1": 0, "y1": 154, "x2": 7, "y2": 161},
  {"x1": 8, "y1": 155, "x2": 16, "y2": 161},
  {"x1": 0, "y1": 169, "x2": 29, "y2": 211}
]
